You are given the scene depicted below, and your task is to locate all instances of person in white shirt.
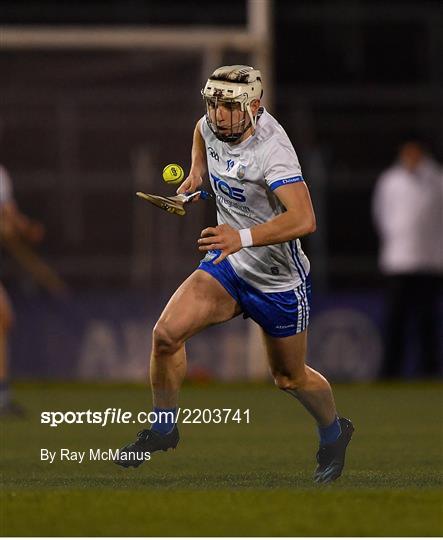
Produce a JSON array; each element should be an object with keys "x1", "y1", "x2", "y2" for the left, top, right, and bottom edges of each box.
[
  {"x1": 372, "y1": 140, "x2": 443, "y2": 378},
  {"x1": 116, "y1": 66, "x2": 354, "y2": 482}
]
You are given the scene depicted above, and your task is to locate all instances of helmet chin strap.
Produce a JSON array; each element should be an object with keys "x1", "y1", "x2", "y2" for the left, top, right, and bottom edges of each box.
[{"x1": 246, "y1": 103, "x2": 257, "y2": 131}]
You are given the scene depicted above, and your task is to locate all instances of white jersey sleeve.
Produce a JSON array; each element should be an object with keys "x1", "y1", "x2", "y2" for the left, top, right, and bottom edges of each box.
[{"x1": 259, "y1": 130, "x2": 304, "y2": 192}]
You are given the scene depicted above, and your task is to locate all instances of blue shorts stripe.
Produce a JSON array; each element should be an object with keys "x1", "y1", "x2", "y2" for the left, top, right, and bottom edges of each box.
[
  {"x1": 297, "y1": 282, "x2": 307, "y2": 331},
  {"x1": 293, "y1": 286, "x2": 303, "y2": 333},
  {"x1": 302, "y1": 280, "x2": 310, "y2": 331},
  {"x1": 294, "y1": 280, "x2": 309, "y2": 332},
  {"x1": 301, "y1": 281, "x2": 308, "y2": 330}
]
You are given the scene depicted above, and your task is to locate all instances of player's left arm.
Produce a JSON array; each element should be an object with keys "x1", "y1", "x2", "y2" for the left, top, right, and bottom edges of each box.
[
  {"x1": 250, "y1": 182, "x2": 316, "y2": 245},
  {"x1": 198, "y1": 181, "x2": 316, "y2": 264}
]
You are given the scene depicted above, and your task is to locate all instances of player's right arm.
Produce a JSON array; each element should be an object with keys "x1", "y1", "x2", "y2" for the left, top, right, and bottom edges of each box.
[{"x1": 177, "y1": 120, "x2": 207, "y2": 197}]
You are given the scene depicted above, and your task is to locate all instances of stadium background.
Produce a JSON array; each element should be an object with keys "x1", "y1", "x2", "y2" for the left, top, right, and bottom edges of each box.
[
  {"x1": 1, "y1": 1, "x2": 442, "y2": 536},
  {"x1": 2, "y1": 0, "x2": 442, "y2": 382}
]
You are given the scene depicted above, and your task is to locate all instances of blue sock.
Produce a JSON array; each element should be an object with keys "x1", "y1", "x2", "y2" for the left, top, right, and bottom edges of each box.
[
  {"x1": 151, "y1": 407, "x2": 176, "y2": 434},
  {"x1": 318, "y1": 416, "x2": 341, "y2": 445}
]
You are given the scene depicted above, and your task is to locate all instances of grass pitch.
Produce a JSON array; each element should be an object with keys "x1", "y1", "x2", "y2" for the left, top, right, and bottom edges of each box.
[{"x1": 1, "y1": 381, "x2": 442, "y2": 536}]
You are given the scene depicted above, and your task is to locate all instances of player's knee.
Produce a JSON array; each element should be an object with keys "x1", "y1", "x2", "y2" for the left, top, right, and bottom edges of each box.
[
  {"x1": 152, "y1": 321, "x2": 182, "y2": 355},
  {"x1": 273, "y1": 370, "x2": 308, "y2": 391}
]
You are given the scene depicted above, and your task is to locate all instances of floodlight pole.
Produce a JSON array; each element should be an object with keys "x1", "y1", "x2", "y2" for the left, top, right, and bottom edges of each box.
[{"x1": 248, "y1": 0, "x2": 274, "y2": 112}]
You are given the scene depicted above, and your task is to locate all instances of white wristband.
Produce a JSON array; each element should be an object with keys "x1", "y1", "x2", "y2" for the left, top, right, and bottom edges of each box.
[{"x1": 239, "y1": 228, "x2": 253, "y2": 248}]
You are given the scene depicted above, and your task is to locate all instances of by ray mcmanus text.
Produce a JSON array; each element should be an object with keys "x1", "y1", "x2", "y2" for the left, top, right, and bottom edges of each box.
[{"x1": 40, "y1": 448, "x2": 151, "y2": 464}]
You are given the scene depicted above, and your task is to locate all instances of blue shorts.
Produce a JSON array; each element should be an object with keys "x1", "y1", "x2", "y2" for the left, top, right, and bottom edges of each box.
[{"x1": 198, "y1": 250, "x2": 311, "y2": 337}]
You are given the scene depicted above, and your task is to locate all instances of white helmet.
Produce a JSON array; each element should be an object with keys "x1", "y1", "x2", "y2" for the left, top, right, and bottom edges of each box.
[{"x1": 202, "y1": 65, "x2": 263, "y2": 143}]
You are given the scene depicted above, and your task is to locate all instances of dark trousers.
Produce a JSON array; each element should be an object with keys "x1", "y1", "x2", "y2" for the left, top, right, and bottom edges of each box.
[{"x1": 382, "y1": 273, "x2": 442, "y2": 378}]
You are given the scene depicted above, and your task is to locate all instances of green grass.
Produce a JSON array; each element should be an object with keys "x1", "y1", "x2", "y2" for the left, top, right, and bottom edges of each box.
[{"x1": 1, "y1": 382, "x2": 442, "y2": 536}]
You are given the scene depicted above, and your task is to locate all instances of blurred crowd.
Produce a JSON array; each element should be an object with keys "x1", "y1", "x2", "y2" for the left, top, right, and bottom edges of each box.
[{"x1": 372, "y1": 140, "x2": 443, "y2": 379}]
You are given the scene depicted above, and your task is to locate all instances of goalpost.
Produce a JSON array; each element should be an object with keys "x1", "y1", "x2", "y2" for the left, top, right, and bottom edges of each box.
[
  {"x1": 1, "y1": 0, "x2": 274, "y2": 111},
  {"x1": 1, "y1": 0, "x2": 274, "y2": 380}
]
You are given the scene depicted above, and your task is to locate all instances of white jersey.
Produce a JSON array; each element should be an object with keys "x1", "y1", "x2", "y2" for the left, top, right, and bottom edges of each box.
[
  {"x1": 199, "y1": 107, "x2": 310, "y2": 293},
  {"x1": 372, "y1": 157, "x2": 443, "y2": 274}
]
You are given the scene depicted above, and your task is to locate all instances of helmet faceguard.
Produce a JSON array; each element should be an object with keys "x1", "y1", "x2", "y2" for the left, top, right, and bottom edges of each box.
[{"x1": 202, "y1": 65, "x2": 262, "y2": 143}]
